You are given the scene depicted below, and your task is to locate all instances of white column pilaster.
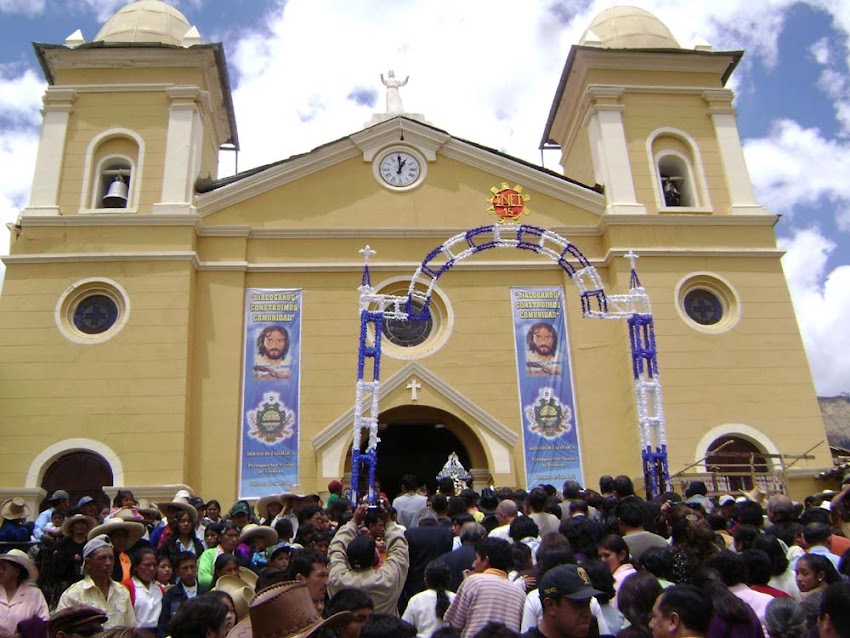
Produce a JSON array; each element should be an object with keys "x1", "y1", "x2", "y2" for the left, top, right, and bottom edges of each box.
[
  {"x1": 584, "y1": 87, "x2": 645, "y2": 215},
  {"x1": 22, "y1": 88, "x2": 77, "y2": 217},
  {"x1": 703, "y1": 90, "x2": 765, "y2": 214},
  {"x1": 154, "y1": 86, "x2": 204, "y2": 214}
]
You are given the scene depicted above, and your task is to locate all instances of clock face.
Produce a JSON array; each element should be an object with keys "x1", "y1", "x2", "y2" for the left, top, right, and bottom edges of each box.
[{"x1": 379, "y1": 151, "x2": 421, "y2": 187}]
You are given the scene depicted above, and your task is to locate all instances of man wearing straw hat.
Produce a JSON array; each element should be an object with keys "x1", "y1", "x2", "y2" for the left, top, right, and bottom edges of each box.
[
  {"x1": 88, "y1": 510, "x2": 146, "y2": 583},
  {"x1": 57, "y1": 535, "x2": 136, "y2": 629}
]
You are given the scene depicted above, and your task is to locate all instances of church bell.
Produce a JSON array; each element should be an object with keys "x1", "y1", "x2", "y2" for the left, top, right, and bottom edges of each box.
[{"x1": 102, "y1": 174, "x2": 128, "y2": 208}]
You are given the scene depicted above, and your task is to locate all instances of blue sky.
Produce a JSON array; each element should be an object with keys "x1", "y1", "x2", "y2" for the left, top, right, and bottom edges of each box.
[{"x1": 0, "y1": 0, "x2": 848, "y2": 396}]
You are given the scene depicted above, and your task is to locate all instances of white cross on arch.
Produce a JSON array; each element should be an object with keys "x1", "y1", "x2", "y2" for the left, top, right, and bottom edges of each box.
[{"x1": 406, "y1": 378, "x2": 421, "y2": 402}]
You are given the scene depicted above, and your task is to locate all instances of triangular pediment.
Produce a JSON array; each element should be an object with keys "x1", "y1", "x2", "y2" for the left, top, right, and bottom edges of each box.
[
  {"x1": 312, "y1": 361, "x2": 518, "y2": 453},
  {"x1": 195, "y1": 117, "x2": 605, "y2": 227}
]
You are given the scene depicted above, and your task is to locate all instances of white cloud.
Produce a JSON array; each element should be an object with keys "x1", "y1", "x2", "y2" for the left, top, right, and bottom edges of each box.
[
  {"x1": 0, "y1": 126, "x2": 39, "y2": 288},
  {"x1": 0, "y1": 0, "x2": 44, "y2": 16},
  {"x1": 223, "y1": 0, "x2": 811, "y2": 176},
  {"x1": 0, "y1": 68, "x2": 44, "y2": 125},
  {"x1": 811, "y1": 36, "x2": 830, "y2": 64},
  {"x1": 744, "y1": 119, "x2": 850, "y2": 220},
  {"x1": 780, "y1": 228, "x2": 850, "y2": 396},
  {"x1": 74, "y1": 0, "x2": 139, "y2": 23}
]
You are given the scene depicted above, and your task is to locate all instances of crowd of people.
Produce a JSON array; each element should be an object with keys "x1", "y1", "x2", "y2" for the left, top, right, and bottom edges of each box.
[{"x1": 3, "y1": 474, "x2": 850, "y2": 638}]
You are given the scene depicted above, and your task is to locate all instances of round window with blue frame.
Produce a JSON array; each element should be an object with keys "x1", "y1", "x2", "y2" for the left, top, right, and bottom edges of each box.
[
  {"x1": 683, "y1": 289, "x2": 723, "y2": 325},
  {"x1": 383, "y1": 298, "x2": 433, "y2": 347},
  {"x1": 73, "y1": 294, "x2": 119, "y2": 335}
]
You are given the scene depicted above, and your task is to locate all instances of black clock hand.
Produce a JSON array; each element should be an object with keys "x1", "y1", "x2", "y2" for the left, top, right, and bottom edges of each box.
[{"x1": 396, "y1": 155, "x2": 406, "y2": 173}]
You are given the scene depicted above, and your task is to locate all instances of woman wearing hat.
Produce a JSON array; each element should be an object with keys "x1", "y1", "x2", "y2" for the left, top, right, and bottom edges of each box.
[
  {"x1": 256, "y1": 495, "x2": 284, "y2": 526},
  {"x1": 88, "y1": 515, "x2": 146, "y2": 583},
  {"x1": 0, "y1": 549, "x2": 49, "y2": 635},
  {"x1": 51, "y1": 514, "x2": 98, "y2": 602},
  {"x1": 159, "y1": 507, "x2": 204, "y2": 567},
  {"x1": 237, "y1": 524, "x2": 278, "y2": 570},
  {"x1": 0, "y1": 498, "x2": 32, "y2": 544}
]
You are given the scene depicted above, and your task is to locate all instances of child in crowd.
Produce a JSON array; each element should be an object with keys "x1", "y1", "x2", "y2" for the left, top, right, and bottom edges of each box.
[
  {"x1": 42, "y1": 510, "x2": 66, "y2": 542},
  {"x1": 156, "y1": 553, "x2": 174, "y2": 588},
  {"x1": 265, "y1": 543, "x2": 292, "y2": 571}
]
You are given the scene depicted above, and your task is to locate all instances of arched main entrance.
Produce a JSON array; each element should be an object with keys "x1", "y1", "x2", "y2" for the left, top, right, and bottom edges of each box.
[
  {"x1": 40, "y1": 451, "x2": 112, "y2": 512},
  {"x1": 373, "y1": 406, "x2": 480, "y2": 499}
]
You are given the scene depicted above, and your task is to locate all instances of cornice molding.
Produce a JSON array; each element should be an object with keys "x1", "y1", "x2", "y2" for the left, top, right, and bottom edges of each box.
[
  {"x1": 601, "y1": 247, "x2": 784, "y2": 266},
  {"x1": 59, "y1": 83, "x2": 172, "y2": 93},
  {"x1": 198, "y1": 225, "x2": 251, "y2": 237},
  {"x1": 241, "y1": 225, "x2": 600, "y2": 239},
  {"x1": 598, "y1": 213, "x2": 777, "y2": 229},
  {"x1": 3, "y1": 245, "x2": 784, "y2": 271},
  {"x1": 20, "y1": 213, "x2": 199, "y2": 228},
  {"x1": 2, "y1": 251, "x2": 199, "y2": 267},
  {"x1": 311, "y1": 361, "x2": 518, "y2": 451}
]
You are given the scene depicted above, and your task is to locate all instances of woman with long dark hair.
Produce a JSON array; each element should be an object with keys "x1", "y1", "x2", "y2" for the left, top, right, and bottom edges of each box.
[
  {"x1": 161, "y1": 511, "x2": 204, "y2": 566},
  {"x1": 796, "y1": 553, "x2": 841, "y2": 632},
  {"x1": 598, "y1": 534, "x2": 637, "y2": 603},
  {"x1": 204, "y1": 500, "x2": 223, "y2": 526},
  {"x1": 764, "y1": 597, "x2": 806, "y2": 638},
  {"x1": 198, "y1": 521, "x2": 242, "y2": 588},
  {"x1": 582, "y1": 559, "x2": 625, "y2": 634},
  {"x1": 666, "y1": 504, "x2": 720, "y2": 584},
  {"x1": 121, "y1": 547, "x2": 166, "y2": 636},
  {"x1": 692, "y1": 566, "x2": 762, "y2": 638},
  {"x1": 402, "y1": 559, "x2": 455, "y2": 638},
  {"x1": 752, "y1": 534, "x2": 799, "y2": 600},
  {"x1": 616, "y1": 571, "x2": 663, "y2": 638}
]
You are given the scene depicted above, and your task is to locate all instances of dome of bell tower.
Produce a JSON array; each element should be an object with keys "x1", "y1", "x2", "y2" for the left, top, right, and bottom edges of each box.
[
  {"x1": 579, "y1": 5, "x2": 679, "y2": 49},
  {"x1": 94, "y1": 0, "x2": 192, "y2": 46}
]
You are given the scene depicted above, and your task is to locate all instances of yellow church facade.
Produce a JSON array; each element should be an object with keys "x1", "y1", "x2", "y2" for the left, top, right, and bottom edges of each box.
[{"x1": 0, "y1": 2, "x2": 832, "y2": 510}]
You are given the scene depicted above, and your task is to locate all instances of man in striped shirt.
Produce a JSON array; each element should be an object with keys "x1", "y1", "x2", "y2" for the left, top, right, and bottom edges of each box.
[{"x1": 444, "y1": 537, "x2": 526, "y2": 638}]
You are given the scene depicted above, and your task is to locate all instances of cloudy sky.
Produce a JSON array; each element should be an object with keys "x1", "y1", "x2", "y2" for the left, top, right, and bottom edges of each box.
[{"x1": 0, "y1": 0, "x2": 848, "y2": 396}]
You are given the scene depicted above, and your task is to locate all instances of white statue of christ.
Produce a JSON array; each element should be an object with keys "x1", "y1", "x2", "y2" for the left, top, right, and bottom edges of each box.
[{"x1": 380, "y1": 70, "x2": 408, "y2": 114}]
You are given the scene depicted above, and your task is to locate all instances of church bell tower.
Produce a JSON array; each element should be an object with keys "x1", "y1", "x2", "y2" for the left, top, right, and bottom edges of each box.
[{"x1": 541, "y1": 5, "x2": 763, "y2": 216}]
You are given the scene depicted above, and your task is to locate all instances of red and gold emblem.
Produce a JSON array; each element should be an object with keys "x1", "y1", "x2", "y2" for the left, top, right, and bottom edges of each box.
[{"x1": 488, "y1": 183, "x2": 530, "y2": 222}]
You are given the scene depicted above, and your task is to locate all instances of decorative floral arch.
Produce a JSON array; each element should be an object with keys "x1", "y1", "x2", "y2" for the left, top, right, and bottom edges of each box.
[{"x1": 351, "y1": 222, "x2": 668, "y2": 500}]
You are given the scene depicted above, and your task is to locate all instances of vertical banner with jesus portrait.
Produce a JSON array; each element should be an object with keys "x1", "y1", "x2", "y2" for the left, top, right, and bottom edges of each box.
[
  {"x1": 238, "y1": 289, "x2": 302, "y2": 499},
  {"x1": 511, "y1": 287, "x2": 584, "y2": 489}
]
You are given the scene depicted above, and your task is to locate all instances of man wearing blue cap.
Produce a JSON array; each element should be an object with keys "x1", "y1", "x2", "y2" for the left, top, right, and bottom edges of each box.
[{"x1": 520, "y1": 564, "x2": 603, "y2": 638}]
